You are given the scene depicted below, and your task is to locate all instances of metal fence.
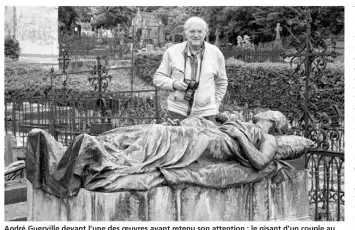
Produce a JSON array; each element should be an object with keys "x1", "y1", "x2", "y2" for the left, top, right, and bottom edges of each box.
[
  {"x1": 59, "y1": 35, "x2": 132, "y2": 63},
  {"x1": 279, "y1": 15, "x2": 343, "y2": 221},
  {"x1": 5, "y1": 49, "x2": 164, "y2": 147},
  {"x1": 220, "y1": 45, "x2": 285, "y2": 63},
  {"x1": 58, "y1": 25, "x2": 167, "y2": 65}
]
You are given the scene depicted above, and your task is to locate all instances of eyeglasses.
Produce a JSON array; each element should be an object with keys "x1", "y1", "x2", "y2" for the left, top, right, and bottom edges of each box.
[{"x1": 187, "y1": 30, "x2": 205, "y2": 36}]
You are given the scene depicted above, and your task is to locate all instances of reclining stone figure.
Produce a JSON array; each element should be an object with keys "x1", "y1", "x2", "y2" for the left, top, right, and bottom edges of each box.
[{"x1": 26, "y1": 110, "x2": 313, "y2": 198}]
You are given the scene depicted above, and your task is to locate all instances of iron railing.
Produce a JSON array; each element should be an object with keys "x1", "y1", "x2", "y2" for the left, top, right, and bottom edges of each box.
[
  {"x1": 281, "y1": 12, "x2": 343, "y2": 221},
  {"x1": 5, "y1": 27, "x2": 164, "y2": 147},
  {"x1": 220, "y1": 46, "x2": 285, "y2": 63}
]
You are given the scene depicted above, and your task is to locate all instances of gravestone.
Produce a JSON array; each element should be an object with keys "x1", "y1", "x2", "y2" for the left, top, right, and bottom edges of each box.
[
  {"x1": 158, "y1": 24, "x2": 165, "y2": 47},
  {"x1": 146, "y1": 26, "x2": 152, "y2": 39},
  {"x1": 237, "y1": 35, "x2": 243, "y2": 47},
  {"x1": 146, "y1": 44, "x2": 153, "y2": 52},
  {"x1": 274, "y1": 23, "x2": 283, "y2": 49},
  {"x1": 214, "y1": 28, "x2": 220, "y2": 46},
  {"x1": 5, "y1": 6, "x2": 59, "y2": 63},
  {"x1": 5, "y1": 135, "x2": 14, "y2": 167}
]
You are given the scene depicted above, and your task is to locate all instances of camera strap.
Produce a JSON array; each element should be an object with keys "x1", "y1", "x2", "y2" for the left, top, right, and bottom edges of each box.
[
  {"x1": 183, "y1": 48, "x2": 204, "y2": 83},
  {"x1": 183, "y1": 45, "x2": 205, "y2": 116}
]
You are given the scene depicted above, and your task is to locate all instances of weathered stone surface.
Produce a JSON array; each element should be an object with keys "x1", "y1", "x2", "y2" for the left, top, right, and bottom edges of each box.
[
  {"x1": 269, "y1": 169, "x2": 310, "y2": 220},
  {"x1": 5, "y1": 179, "x2": 27, "y2": 205},
  {"x1": 180, "y1": 184, "x2": 250, "y2": 221},
  {"x1": 5, "y1": 202, "x2": 27, "y2": 221},
  {"x1": 5, "y1": 134, "x2": 14, "y2": 166},
  {"x1": 5, "y1": 6, "x2": 59, "y2": 63},
  {"x1": 28, "y1": 170, "x2": 310, "y2": 221},
  {"x1": 250, "y1": 177, "x2": 270, "y2": 220}
]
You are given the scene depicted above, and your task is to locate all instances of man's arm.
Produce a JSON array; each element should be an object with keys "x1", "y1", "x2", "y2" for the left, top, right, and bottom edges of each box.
[
  {"x1": 153, "y1": 51, "x2": 175, "y2": 91},
  {"x1": 215, "y1": 50, "x2": 228, "y2": 110}
]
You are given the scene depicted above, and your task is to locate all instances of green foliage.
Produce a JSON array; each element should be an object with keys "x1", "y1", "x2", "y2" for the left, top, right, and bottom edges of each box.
[
  {"x1": 160, "y1": 6, "x2": 344, "y2": 45},
  {"x1": 138, "y1": 6, "x2": 161, "y2": 13},
  {"x1": 5, "y1": 50, "x2": 343, "y2": 118},
  {"x1": 4, "y1": 59, "x2": 153, "y2": 100},
  {"x1": 4, "y1": 59, "x2": 166, "y2": 128},
  {"x1": 5, "y1": 59, "x2": 50, "y2": 99},
  {"x1": 66, "y1": 6, "x2": 343, "y2": 47},
  {"x1": 133, "y1": 51, "x2": 164, "y2": 85},
  {"x1": 5, "y1": 36, "x2": 20, "y2": 60},
  {"x1": 58, "y1": 6, "x2": 79, "y2": 30},
  {"x1": 133, "y1": 53, "x2": 344, "y2": 114},
  {"x1": 223, "y1": 58, "x2": 344, "y2": 113},
  {"x1": 90, "y1": 6, "x2": 137, "y2": 30},
  {"x1": 74, "y1": 6, "x2": 94, "y2": 23}
]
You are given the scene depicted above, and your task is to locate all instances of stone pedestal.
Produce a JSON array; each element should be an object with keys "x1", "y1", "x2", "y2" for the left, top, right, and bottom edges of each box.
[
  {"x1": 274, "y1": 39, "x2": 283, "y2": 49},
  {"x1": 27, "y1": 169, "x2": 310, "y2": 221}
]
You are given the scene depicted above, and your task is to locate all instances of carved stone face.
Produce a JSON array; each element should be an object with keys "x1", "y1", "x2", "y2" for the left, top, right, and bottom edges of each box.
[{"x1": 185, "y1": 21, "x2": 206, "y2": 49}]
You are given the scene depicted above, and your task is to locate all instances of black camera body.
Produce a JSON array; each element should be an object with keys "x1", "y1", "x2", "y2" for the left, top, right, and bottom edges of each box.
[{"x1": 184, "y1": 79, "x2": 199, "y2": 102}]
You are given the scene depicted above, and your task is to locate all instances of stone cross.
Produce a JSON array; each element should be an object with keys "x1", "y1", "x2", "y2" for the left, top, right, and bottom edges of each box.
[
  {"x1": 214, "y1": 28, "x2": 220, "y2": 46},
  {"x1": 147, "y1": 26, "x2": 152, "y2": 39},
  {"x1": 274, "y1": 23, "x2": 283, "y2": 49},
  {"x1": 275, "y1": 23, "x2": 282, "y2": 40},
  {"x1": 237, "y1": 35, "x2": 243, "y2": 47},
  {"x1": 158, "y1": 24, "x2": 165, "y2": 47}
]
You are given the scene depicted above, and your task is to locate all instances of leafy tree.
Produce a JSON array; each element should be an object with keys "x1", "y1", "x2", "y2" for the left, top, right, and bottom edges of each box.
[
  {"x1": 59, "y1": 6, "x2": 344, "y2": 45},
  {"x1": 59, "y1": 6, "x2": 95, "y2": 34},
  {"x1": 250, "y1": 6, "x2": 344, "y2": 44},
  {"x1": 308, "y1": 6, "x2": 344, "y2": 36},
  {"x1": 74, "y1": 6, "x2": 94, "y2": 23},
  {"x1": 90, "y1": 6, "x2": 137, "y2": 30},
  {"x1": 200, "y1": 6, "x2": 344, "y2": 45},
  {"x1": 58, "y1": 6, "x2": 79, "y2": 30},
  {"x1": 150, "y1": 6, "x2": 190, "y2": 41},
  {"x1": 138, "y1": 6, "x2": 161, "y2": 13}
]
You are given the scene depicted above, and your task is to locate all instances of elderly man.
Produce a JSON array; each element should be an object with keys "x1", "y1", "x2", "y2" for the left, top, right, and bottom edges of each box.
[{"x1": 153, "y1": 17, "x2": 228, "y2": 123}]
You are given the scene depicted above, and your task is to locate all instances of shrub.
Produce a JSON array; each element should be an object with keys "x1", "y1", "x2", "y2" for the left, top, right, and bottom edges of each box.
[
  {"x1": 223, "y1": 58, "x2": 344, "y2": 114},
  {"x1": 5, "y1": 36, "x2": 20, "y2": 60},
  {"x1": 5, "y1": 51, "x2": 343, "y2": 119},
  {"x1": 4, "y1": 58, "x2": 154, "y2": 100},
  {"x1": 134, "y1": 51, "x2": 163, "y2": 85},
  {"x1": 4, "y1": 59, "x2": 167, "y2": 126},
  {"x1": 5, "y1": 59, "x2": 51, "y2": 99},
  {"x1": 134, "y1": 52, "x2": 344, "y2": 114}
]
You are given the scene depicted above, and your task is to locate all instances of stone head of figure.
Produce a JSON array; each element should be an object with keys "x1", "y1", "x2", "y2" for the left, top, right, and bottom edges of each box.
[{"x1": 184, "y1": 17, "x2": 208, "y2": 49}]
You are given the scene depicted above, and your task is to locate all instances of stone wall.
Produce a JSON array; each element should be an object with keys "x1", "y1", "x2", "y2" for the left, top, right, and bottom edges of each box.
[
  {"x1": 4, "y1": 6, "x2": 16, "y2": 37},
  {"x1": 6, "y1": 6, "x2": 59, "y2": 63},
  {"x1": 27, "y1": 169, "x2": 310, "y2": 221}
]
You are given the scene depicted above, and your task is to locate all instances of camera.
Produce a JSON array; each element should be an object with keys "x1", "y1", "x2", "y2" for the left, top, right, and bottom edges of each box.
[{"x1": 184, "y1": 79, "x2": 199, "y2": 102}]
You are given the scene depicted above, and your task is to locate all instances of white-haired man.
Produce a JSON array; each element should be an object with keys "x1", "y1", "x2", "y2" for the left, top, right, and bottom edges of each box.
[{"x1": 153, "y1": 17, "x2": 228, "y2": 123}]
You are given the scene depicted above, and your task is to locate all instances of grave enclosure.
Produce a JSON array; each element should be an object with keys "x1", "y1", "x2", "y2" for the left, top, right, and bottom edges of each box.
[{"x1": 4, "y1": 9, "x2": 344, "y2": 221}]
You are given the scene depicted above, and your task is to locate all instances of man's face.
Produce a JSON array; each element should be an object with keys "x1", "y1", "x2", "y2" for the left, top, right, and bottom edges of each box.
[{"x1": 185, "y1": 21, "x2": 206, "y2": 48}]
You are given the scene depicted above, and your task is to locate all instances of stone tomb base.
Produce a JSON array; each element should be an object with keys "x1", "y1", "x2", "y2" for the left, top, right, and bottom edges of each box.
[{"x1": 27, "y1": 169, "x2": 310, "y2": 221}]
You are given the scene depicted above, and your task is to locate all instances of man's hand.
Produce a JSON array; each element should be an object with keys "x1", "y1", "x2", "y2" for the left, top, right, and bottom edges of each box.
[{"x1": 173, "y1": 80, "x2": 188, "y2": 91}]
